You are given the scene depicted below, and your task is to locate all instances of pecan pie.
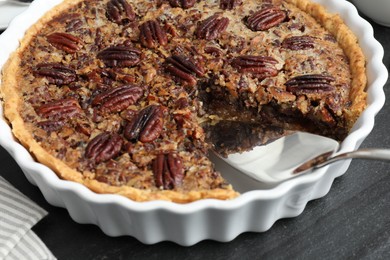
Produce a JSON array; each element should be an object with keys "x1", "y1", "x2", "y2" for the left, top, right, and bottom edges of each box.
[{"x1": 0, "y1": 0, "x2": 366, "y2": 202}]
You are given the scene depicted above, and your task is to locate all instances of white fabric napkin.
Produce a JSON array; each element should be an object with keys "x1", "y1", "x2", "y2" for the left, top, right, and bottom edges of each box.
[{"x1": 0, "y1": 175, "x2": 56, "y2": 260}]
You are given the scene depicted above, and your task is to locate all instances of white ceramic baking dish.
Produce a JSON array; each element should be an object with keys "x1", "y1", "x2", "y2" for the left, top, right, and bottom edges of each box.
[{"x1": 0, "y1": 0, "x2": 387, "y2": 246}]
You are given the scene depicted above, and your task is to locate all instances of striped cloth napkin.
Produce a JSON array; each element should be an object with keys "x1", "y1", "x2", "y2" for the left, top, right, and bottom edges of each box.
[{"x1": 0, "y1": 176, "x2": 56, "y2": 260}]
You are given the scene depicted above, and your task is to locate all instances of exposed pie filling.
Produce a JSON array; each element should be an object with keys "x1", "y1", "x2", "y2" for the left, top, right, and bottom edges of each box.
[{"x1": 1, "y1": 0, "x2": 366, "y2": 202}]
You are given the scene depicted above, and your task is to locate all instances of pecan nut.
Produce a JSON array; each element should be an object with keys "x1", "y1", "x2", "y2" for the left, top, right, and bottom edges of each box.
[
  {"x1": 164, "y1": 23, "x2": 177, "y2": 37},
  {"x1": 66, "y1": 18, "x2": 83, "y2": 32},
  {"x1": 124, "y1": 105, "x2": 164, "y2": 143},
  {"x1": 285, "y1": 74, "x2": 335, "y2": 94},
  {"x1": 36, "y1": 98, "x2": 82, "y2": 120},
  {"x1": 37, "y1": 120, "x2": 66, "y2": 132},
  {"x1": 85, "y1": 132, "x2": 123, "y2": 164},
  {"x1": 75, "y1": 123, "x2": 92, "y2": 136},
  {"x1": 246, "y1": 7, "x2": 286, "y2": 31},
  {"x1": 282, "y1": 35, "x2": 315, "y2": 50},
  {"x1": 168, "y1": 0, "x2": 196, "y2": 9},
  {"x1": 139, "y1": 20, "x2": 168, "y2": 48},
  {"x1": 46, "y1": 32, "x2": 82, "y2": 54},
  {"x1": 220, "y1": 0, "x2": 242, "y2": 10},
  {"x1": 204, "y1": 46, "x2": 224, "y2": 57},
  {"x1": 33, "y1": 63, "x2": 76, "y2": 85},
  {"x1": 165, "y1": 55, "x2": 205, "y2": 86},
  {"x1": 195, "y1": 14, "x2": 229, "y2": 40},
  {"x1": 106, "y1": 0, "x2": 135, "y2": 25},
  {"x1": 230, "y1": 55, "x2": 278, "y2": 79},
  {"x1": 91, "y1": 85, "x2": 144, "y2": 114},
  {"x1": 97, "y1": 45, "x2": 141, "y2": 67},
  {"x1": 314, "y1": 107, "x2": 337, "y2": 127},
  {"x1": 152, "y1": 152, "x2": 184, "y2": 190}
]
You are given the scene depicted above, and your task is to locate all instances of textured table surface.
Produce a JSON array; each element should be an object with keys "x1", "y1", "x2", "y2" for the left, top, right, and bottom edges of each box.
[{"x1": 1, "y1": 12, "x2": 390, "y2": 260}]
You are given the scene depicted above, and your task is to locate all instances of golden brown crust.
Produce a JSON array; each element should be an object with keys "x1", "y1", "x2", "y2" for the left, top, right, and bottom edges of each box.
[
  {"x1": 2, "y1": 0, "x2": 86, "y2": 183},
  {"x1": 1, "y1": 0, "x2": 366, "y2": 203}
]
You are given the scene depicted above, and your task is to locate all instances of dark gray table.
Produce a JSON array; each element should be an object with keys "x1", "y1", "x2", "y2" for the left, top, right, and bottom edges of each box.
[{"x1": 1, "y1": 16, "x2": 390, "y2": 260}]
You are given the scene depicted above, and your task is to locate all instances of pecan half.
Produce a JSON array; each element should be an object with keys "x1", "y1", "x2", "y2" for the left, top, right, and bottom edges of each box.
[
  {"x1": 106, "y1": 0, "x2": 135, "y2": 25},
  {"x1": 220, "y1": 0, "x2": 242, "y2": 10},
  {"x1": 282, "y1": 36, "x2": 315, "y2": 50},
  {"x1": 152, "y1": 152, "x2": 184, "y2": 190},
  {"x1": 165, "y1": 55, "x2": 205, "y2": 86},
  {"x1": 46, "y1": 32, "x2": 82, "y2": 54},
  {"x1": 97, "y1": 45, "x2": 141, "y2": 67},
  {"x1": 195, "y1": 14, "x2": 229, "y2": 40},
  {"x1": 139, "y1": 20, "x2": 168, "y2": 48},
  {"x1": 246, "y1": 7, "x2": 286, "y2": 31},
  {"x1": 91, "y1": 85, "x2": 144, "y2": 114},
  {"x1": 33, "y1": 63, "x2": 76, "y2": 85},
  {"x1": 85, "y1": 132, "x2": 123, "y2": 164},
  {"x1": 168, "y1": 0, "x2": 196, "y2": 9},
  {"x1": 230, "y1": 55, "x2": 278, "y2": 79},
  {"x1": 124, "y1": 105, "x2": 164, "y2": 143},
  {"x1": 36, "y1": 98, "x2": 82, "y2": 120},
  {"x1": 285, "y1": 74, "x2": 336, "y2": 94}
]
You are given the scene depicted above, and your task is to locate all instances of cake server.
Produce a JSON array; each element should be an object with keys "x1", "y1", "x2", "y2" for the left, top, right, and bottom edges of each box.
[
  {"x1": 217, "y1": 132, "x2": 390, "y2": 184},
  {"x1": 292, "y1": 147, "x2": 390, "y2": 175}
]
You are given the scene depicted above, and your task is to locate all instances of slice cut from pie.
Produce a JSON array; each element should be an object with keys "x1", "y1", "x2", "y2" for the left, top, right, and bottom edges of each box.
[{"x1": 1, "y1": 0, "x2": 366, "y2": 202}]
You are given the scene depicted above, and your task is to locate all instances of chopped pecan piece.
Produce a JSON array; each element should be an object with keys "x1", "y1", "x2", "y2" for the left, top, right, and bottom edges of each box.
[
  {"x1": 66, "y1": 18, "x2": 83, "y2": 32},
  {"x1": 75, "y1": 123, "x2": 92, "y2": 136},
  {"x1": 165, "y1": 55, "x2": 205, "y2": 86},
  {"x1": 36, "y1": 98, "x2": 82, "y2": 120},
  {"x1": 282, "y1": 35, "x2": 315, "y2": 50},
  {"x1": 124, "y1": 105, "x2": 164, "y2": 143},
  {"x1": 46, "y1": 32, "x2": 82, "y2": 54},
  {"x1": 106, "y1": 0, "x2": 135, "y2": 25},
  {"x1": 204, "y1": 46, "x2": 224, "y2": 57},
  {"x1": 285, "y1": 74, "x2": 336, "y2": 94},
  {"x1": 220, "y1": 0, "x2": 242, "y2": 10},
  {"x1": 91, "y1": 85, "x2": 144, "y2": 114},
  {"x1": 37, "y1": 120, "x2": 65, "y2": 132},
  {"x1": 139, "y1": 20, "x2": 168, "y2": 48},
  {"x1": 230, "y1": 55, "x2": 278, "y2": 79},
  {"x1": 33, "y1": 63, "x2": 76, "y2": 85},
  {"x1": 152, "y1": 152, "x2": 184, "y2": 190},
  {"x1": 195, "y1": 14, "x2": 229, "y2": 40},
  {"x1": 315, "y1": 106, "x2": 337, "y2": 127},
  {"x1": 164, "y1": 23, "x2": 177, "y2": 37},
  {"x1": 168, "y1": 0, "x2": 196, "y2": 9},
  {"x1": 246, "y1": 6, "x2": 286, "y2": 31},
  {"x1": 97, "y1": 45, "x2": 141, "y2": 67},
  {"x1": 85, "y1": 132, "x2": 123, "y2": 164}
]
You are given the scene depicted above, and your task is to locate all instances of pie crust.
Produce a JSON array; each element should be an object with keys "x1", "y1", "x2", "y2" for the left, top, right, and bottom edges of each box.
[{"x1": 1, "y1": 0, "x2": 366, "y2": 203}]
